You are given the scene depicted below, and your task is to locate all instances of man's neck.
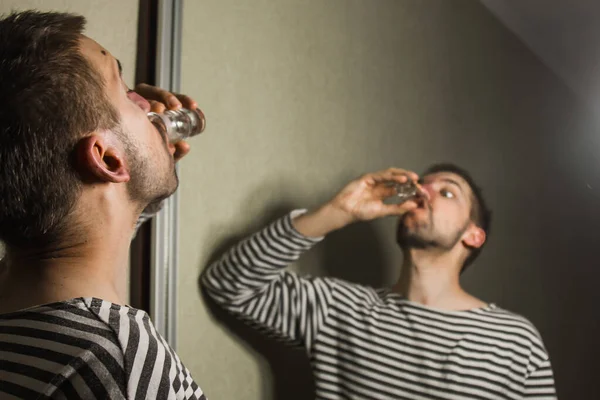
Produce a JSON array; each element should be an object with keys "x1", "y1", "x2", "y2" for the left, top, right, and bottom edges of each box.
[
  {"x1": 393, "y1": 248, "x2": 486, "y2": 311},
  {"x1": 0, "y1": 214, "x2": 137, "y2": 314}
]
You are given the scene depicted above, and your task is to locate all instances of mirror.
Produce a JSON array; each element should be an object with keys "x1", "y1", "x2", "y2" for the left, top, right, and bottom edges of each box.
[{"x1": 175, "y1": 1, "x2": 598, "y2": 399}]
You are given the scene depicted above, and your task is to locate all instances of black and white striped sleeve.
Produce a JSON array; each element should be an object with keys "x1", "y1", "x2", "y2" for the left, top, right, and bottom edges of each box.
[
  {"x1": 201, "y1": 210, "x2": 335, "y2": 351},
  {"x1": 523, "y1": 358, "x2": 557, "y2": 399},
  {"x1": 133, "y1": 210, "x2": 156, "y2": 238}
]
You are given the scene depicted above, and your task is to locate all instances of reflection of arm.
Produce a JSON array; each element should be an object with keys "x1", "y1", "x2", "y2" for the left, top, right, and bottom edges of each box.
[
  {"x1": 133, "y1": 212, "x2": 153, "y2": 237},
  {"x1": 523, "y1": 358, "x2": 557, "y2": 399},
  {"x1": 201, "y1": 210, "x2": 335, "y2": 351},
  {"x1": 133, "y1": 202, "x2": 164, "y2": 238}
]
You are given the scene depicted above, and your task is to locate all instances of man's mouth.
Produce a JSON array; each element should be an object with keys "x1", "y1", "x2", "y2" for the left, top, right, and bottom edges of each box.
[
  {"x1": 412, "y1": 194, "x2": 429, "y2": 210},
  {"x1": 406, "y1": 198, "x2": 432, "y2": 221}
]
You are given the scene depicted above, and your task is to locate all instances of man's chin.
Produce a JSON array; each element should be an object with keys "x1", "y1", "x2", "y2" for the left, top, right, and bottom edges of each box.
[
  {"x1": 396, "y1": 221, "x2": 432, "y2": 249},
  {"x1": 396, "y1": 233, "x2": 433, "y2": 250},
  {"x1": 142, "y1": 199, "x2": 165, "y2": 215},
  {"x1": 141, "y1": 180, "x2": 178, "y2": 216}
]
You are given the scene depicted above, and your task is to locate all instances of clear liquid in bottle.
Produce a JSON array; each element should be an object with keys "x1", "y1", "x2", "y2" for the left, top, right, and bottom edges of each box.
[
  {"x1": 148, "y1": 107, "x2": 206, "y2": 143},
  {"x1": 384, "y1": 180, "x2": 419, "y2": 204},
  {"x1": 394, "y1": 181, "x2": 418, "y2": 201}
]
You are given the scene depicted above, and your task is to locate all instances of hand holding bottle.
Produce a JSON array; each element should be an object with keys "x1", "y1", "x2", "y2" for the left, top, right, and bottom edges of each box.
[
  {"x1": 293, "y1": 168, "x2": 423, "y2": 238},
  {"x1": 134, "y1": 83, "x2": 203, "y2": 161}
]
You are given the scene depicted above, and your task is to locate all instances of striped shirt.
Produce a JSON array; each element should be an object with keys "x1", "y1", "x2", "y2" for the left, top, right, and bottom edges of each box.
[
  {"x1": 0, "y1": 297, "x2": 205, "y2": 399},
  {"x1": 202, "y1": 211, "x2": 557, "y2": 400}
]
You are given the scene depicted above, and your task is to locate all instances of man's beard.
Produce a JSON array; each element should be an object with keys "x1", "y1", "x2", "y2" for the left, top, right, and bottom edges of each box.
[
  {"x1": 121, "y1": 131, "x2": 178, "y2": 211},
  {"x1": 396, "y1": 210, "x2": 468, "y2": 251}
]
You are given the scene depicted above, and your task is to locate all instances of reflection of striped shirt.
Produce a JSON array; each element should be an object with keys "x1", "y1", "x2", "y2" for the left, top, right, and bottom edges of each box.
[
  {"x1": 202, "y1": 211, "x2": 557, "y2": 400},
  {"x1": 0, "y1": 297, "x2": 205, "y2": 399}
]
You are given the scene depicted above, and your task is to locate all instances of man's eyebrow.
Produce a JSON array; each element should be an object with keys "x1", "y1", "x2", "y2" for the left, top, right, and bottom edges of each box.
[
  {"x1": 440, "y1": 178, "x2": 464, "y2": 194},
  {"x1": 423, "y1": 177, "x2": 465, "y2": 194}
]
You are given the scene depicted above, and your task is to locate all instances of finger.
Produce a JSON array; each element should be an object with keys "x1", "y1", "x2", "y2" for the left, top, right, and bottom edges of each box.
[
  {"x1": 135, "y1": 83, "x2": 182, "y2": 110},
  {"x1": 174, "y1": 94, "x2": 198, "y2": 110},
  {"x1": 368, "y1": 168, "x2": 418, "y2": 185},
  {"x1": 371, "y1": 184, "x2": 398, "y2": 199},
  {"x1": 387, "y1": 168, "x2": 419, "y2": 183},
  {"x1": 149, "y1": 100, "x2": 166, "y2": 114},
  {"x1": 370, "y1": 172, "x2": 409, "y2": 185},
  {"x1": 173, "y1": 140, "x2": 191, "y2": 162},
  {"x1": 364, "y1": 199, "x2": 418, "y2": 220},
  {"x1": 381, "y1": 200, "x2": 419, "y2": 216}
]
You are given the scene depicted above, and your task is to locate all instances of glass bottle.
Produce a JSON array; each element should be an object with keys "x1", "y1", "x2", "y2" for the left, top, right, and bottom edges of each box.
[
  {"x1": 393, "y1": 180, "x2": 419, "y2": 202},
  {"x1": 148, "y1": 107, "x2": 206, "y2": 143}
]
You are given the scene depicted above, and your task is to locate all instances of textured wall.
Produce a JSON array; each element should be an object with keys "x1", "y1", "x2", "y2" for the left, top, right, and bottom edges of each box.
[{"x1": 177, "y1": 1, "x2": 598, "y2": 399}]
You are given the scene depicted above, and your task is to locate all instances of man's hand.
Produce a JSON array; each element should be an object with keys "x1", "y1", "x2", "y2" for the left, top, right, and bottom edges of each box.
[
  {"x1": 293, "y1": 168, "x2": 421, "y2": 238},
  {"x1": 134, "y1": 83, "x2": 198, "y2": 162},
  {"x1": 133, "y1": 84, "x2": 198, "y2": 226}
]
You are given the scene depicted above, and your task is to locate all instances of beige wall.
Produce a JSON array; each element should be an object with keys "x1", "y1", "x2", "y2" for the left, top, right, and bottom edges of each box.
[
  {"x1": 0, "y1": 1, "x2": 140, "y2": 298},
  {"x1": 177, "y1": 1, "x2": 598, "y2": 399}
]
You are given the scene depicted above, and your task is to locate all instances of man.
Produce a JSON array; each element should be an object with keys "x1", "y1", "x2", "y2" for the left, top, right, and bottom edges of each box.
[
  {"x1": 202, "y1": 165, "x2": 557, "y2": 399},
  {"x1": 0, "y1": 11, "x2": 205, "y2": 399}
]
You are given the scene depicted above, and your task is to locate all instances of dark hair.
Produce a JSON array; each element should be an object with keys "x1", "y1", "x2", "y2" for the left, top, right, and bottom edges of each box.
[
  {"x1": 423, "y1": 163, "x2": 492, "y2": 271},
  {"x1": 0, "y1": 11, "x2": 119, "y2": 248}
]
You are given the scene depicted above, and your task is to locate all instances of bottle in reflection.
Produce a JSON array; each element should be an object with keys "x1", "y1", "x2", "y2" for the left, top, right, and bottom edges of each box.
[
  {"x1": 391, "y1": 180, "x2": 420, "y2": 203},
  {"x1": 148, "y1": 107, "x2": 206, "y2": 143}
]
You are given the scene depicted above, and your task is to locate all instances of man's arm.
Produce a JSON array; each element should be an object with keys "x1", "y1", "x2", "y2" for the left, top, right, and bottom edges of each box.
[
  {"x1": 202, "y1": 168, "x2": 420, "y2": 351},
  {"x1": 201, "y1": 209, "x2": 334, "y2": 351},
  {"x1": 133, "y1": 207, "x2": 162, "y2": 238},
  {"x1": 523, "y1": 358, "x2": 557, "y2": 399}
]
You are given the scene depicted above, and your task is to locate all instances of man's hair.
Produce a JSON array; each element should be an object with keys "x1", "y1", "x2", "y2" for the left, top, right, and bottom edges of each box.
[
  {"x1": 423, "y1": 163, "x2": 492, "y2": 271},
  {"x1": 0, "y1": 11, "x2": 119, "y2": 248}
]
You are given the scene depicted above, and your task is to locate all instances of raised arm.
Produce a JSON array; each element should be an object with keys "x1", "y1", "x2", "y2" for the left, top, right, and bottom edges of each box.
[
  {"x1": 201, "y1": 210, "x2": 334, "y2": 350},
  {"x1": 202, "y1": 168, "x2": 421, "y2": 351}
]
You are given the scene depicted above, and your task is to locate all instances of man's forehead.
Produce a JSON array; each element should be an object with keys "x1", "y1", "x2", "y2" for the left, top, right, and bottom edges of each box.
[
  {"x1": 79, "y1": 36, "x2": 112, "y2": 62},
  {"x1": 423, "y1": 172, "x2": 471, "y2": 191},
  {"x1": 78, "y1": 35, "x2": 121, "y2": 84},
  {"x1": 80, "y1": 35, "x2": 101, "y2": 51}
]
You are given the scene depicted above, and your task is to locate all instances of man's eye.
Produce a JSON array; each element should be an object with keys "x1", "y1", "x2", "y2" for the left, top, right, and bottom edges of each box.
[{"x1": 440, "y1": 189, "x2": 454, "y2": 199}]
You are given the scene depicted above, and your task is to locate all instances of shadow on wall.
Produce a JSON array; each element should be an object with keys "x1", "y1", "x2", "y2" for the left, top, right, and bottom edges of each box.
[
  {"x1": 515, "y1": 163, "x2": 600, "y2": 400},
  {"x1": 317, "y1": 220, "x2": 389, "y2": 288},
  {"x1": 197, "y1": 195, "x2": 390, "y2": 400}
]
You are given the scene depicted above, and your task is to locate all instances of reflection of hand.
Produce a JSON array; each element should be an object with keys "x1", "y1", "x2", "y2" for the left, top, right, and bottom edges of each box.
[
  {"x1": 329, "y1": 168, "x2": 420, "y2": 224},
  {"x1": 134, "y1": 83, "x2": 198, "y2": 162},
  {"x1": 293, "y1": 168, "x2": 420, "y2": 238}
]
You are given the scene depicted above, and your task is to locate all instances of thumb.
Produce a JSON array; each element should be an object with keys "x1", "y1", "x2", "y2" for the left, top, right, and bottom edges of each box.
[{"x1": 380, "y1": 200, "x2": 419, "y2": 217}]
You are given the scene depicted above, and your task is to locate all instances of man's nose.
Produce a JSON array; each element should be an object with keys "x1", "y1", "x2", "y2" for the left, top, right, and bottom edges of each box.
[{"x1": 416, "y1": 183, "x2": 432, "y2": 201}]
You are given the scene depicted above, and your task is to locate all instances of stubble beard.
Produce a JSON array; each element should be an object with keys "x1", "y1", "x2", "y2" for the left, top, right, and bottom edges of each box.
[
  {"x1": 120, "y1": 128, "x2": 178, "y2": 212},
  {"x1": 396, "y1": 208, "x2": 467, "y2": 252}
]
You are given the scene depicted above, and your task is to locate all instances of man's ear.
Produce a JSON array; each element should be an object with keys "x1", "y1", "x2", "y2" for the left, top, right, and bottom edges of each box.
[
  {"x1": 462, "y1": 224, "x2": 486, "y2": 250},
  {"x1": 74, "y1": 135, "x2": 130, "y2": 183}
]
